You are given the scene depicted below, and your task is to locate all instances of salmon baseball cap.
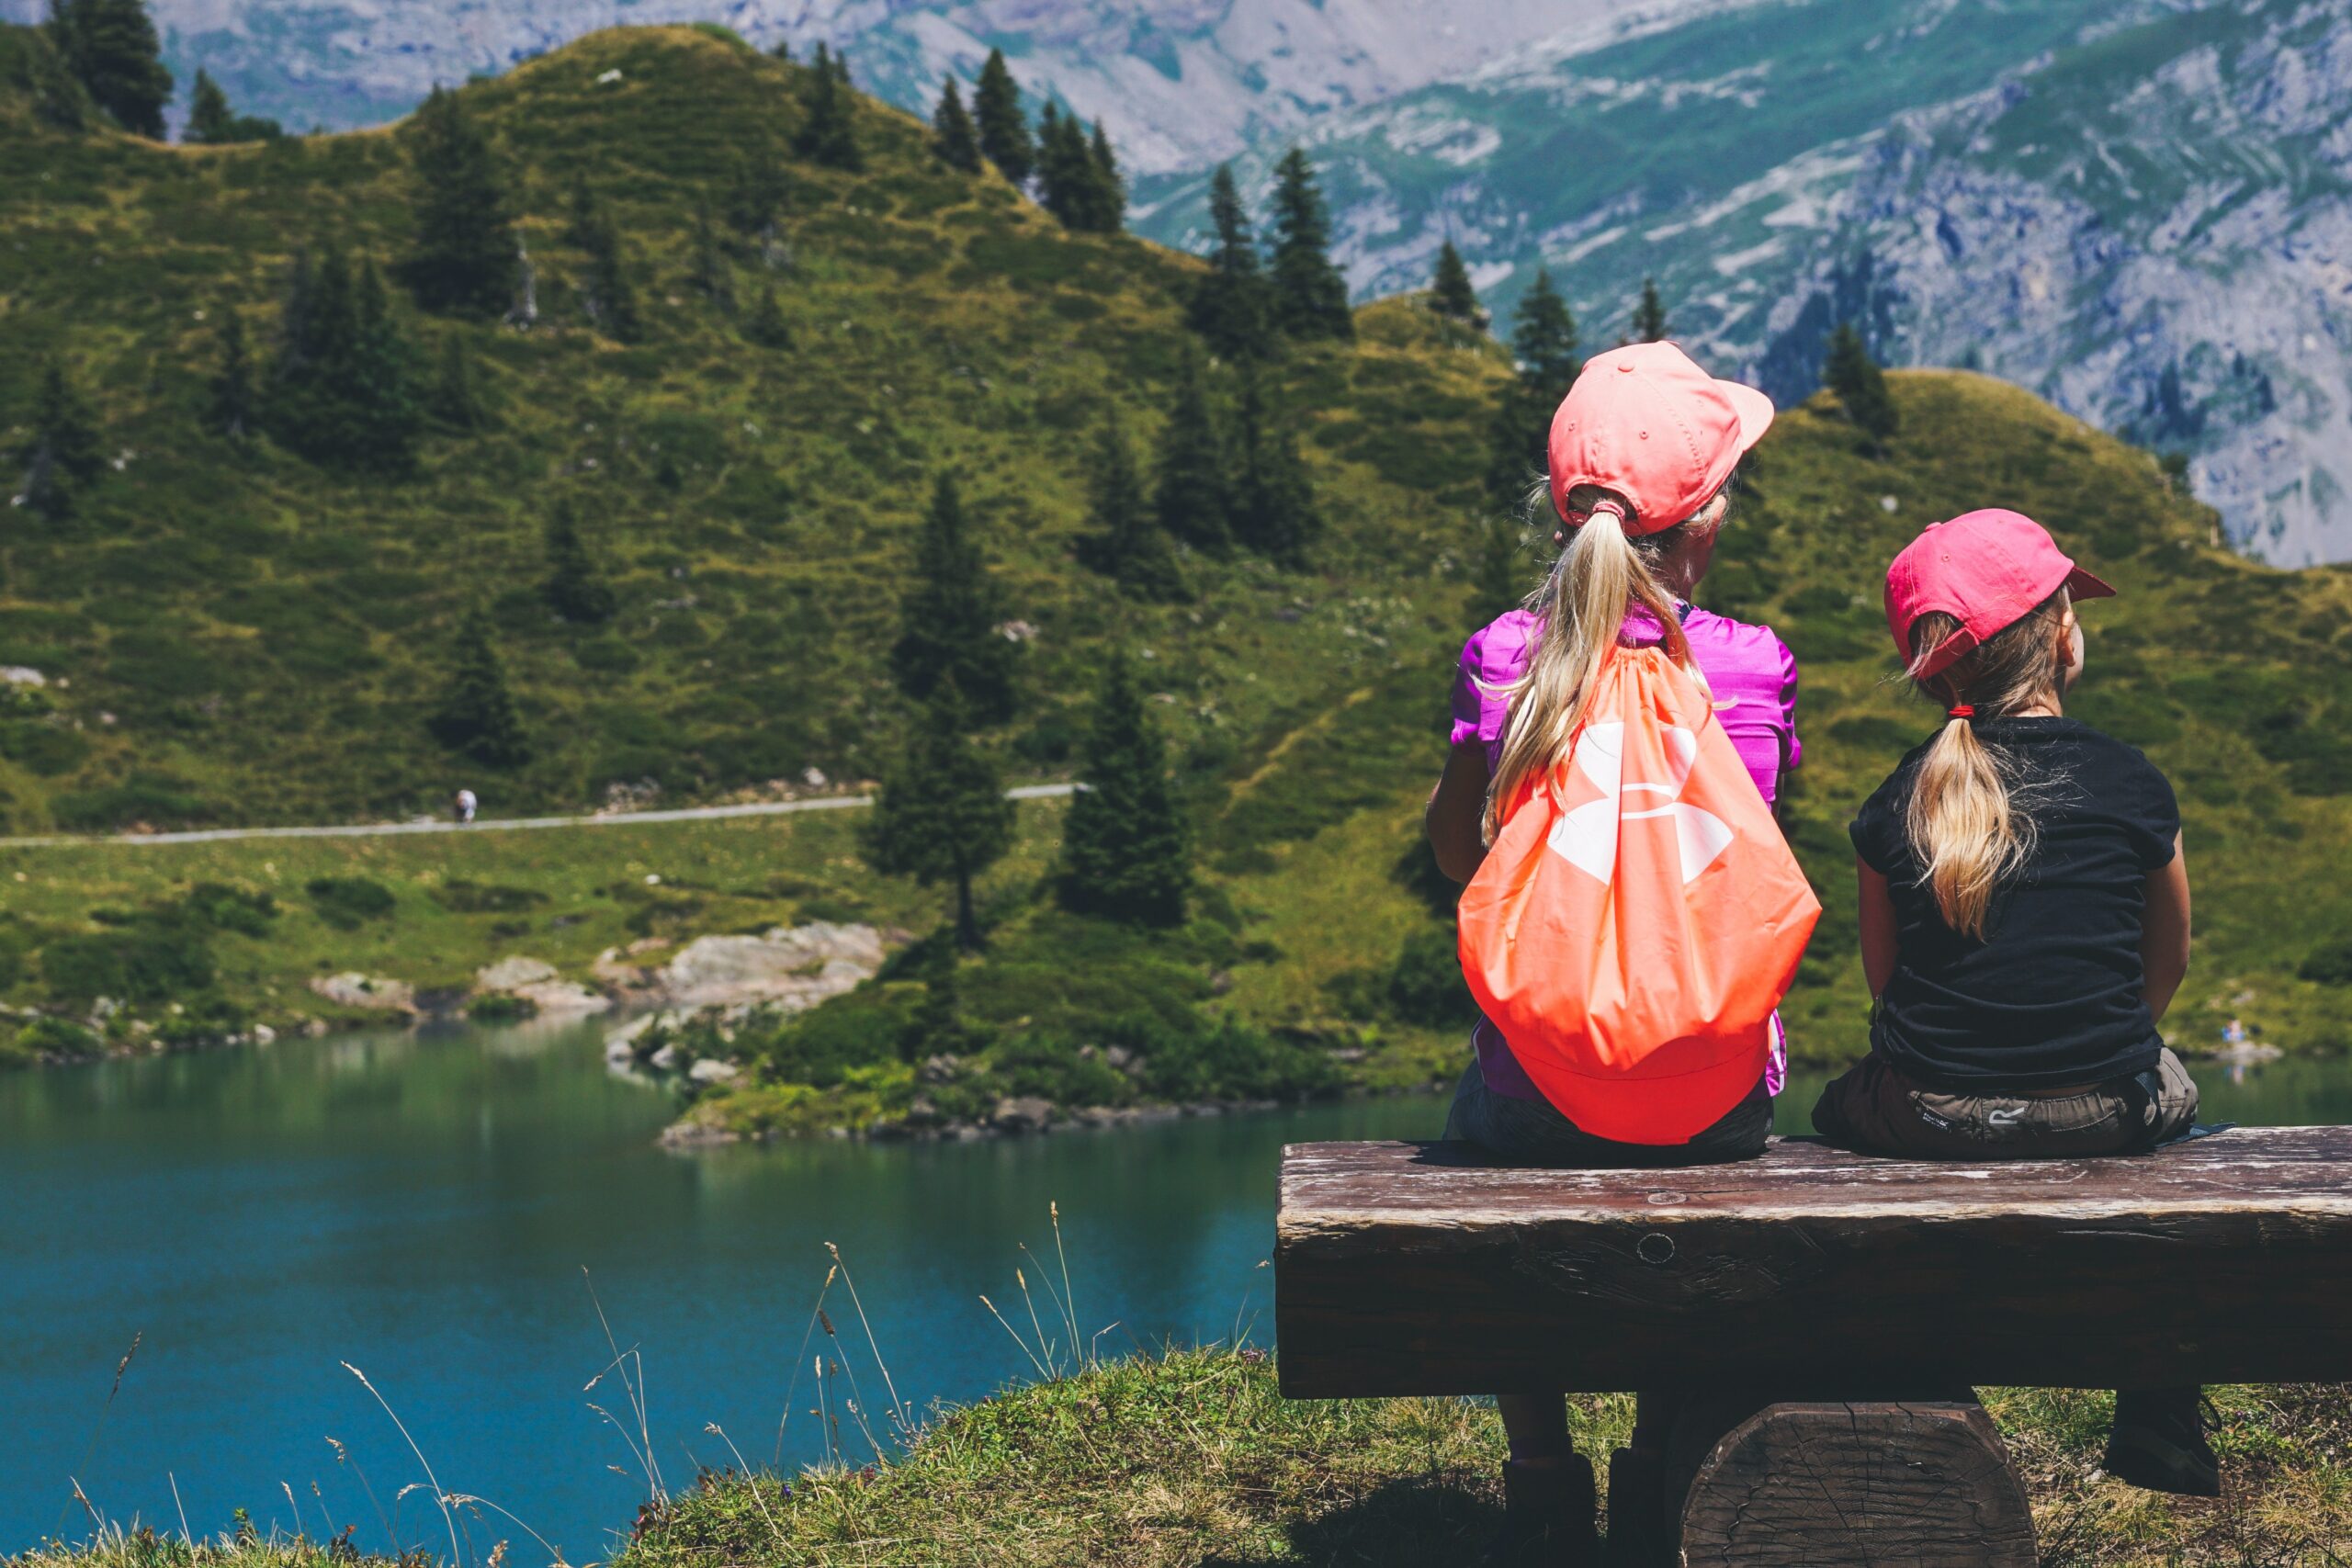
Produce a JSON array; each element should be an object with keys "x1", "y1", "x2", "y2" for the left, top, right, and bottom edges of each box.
[
  {"x1": 1885, "y1": 508, "x2": 2115, "y2": 680},
  {"x1": 1548, "y1": 342, "x2": 1776, "y2": 536}
]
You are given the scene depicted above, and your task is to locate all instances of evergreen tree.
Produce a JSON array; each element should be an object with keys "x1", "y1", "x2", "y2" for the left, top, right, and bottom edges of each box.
[
  {"x1": 687, "y1": 201, "x2": 733, "y2": 311},
  {"x1": 1186, "y1": 164, "x2": 1271, "y2": 360},
  {"x1": 402, "y1": 85, "x2": 514, "y2": 318},
  {"x1": 430, "y1": 611, "x2": 530, "y2": 769},
  {"x1": 724, "y1": 151, "x2": 788, "y2": 239},
  {"x1": 1057, "y1": 649, "x2": 1189, "y2": 927},
  {"x1": 794, "y1": 44, "x2": 861, "y2": 171},
  {"x1": 1634, "y1": 277, "x2": 1668, "y2": 343},
  {"x1": 1430, "y1": 240, "x2": 1480, "y2": 322},
  {"x1": 1076, "y1": 410, "x2": 1184, "y2": 602},
  {"x1": 1470, "y1": 515, "x2": 1530, "y2": 625},
  {"x1": 267, "y1": 245, "x2": 423, "y2": 474},
  {"x1": 744, "y1": 276, "x2": 791, "y2": 348},
  {"x1": 184, "y1": 67, "x2": 280, "y2": 143},
  {"x1": 15, "y1": 357, "x2": 104, "y2": 521},
  {"x1": 1485, "y1": 267, "x2": 1580, "y2": 509},
  {"x1": 1268, "y1": 149, "x2": 1352, "y2": 341},
  {"x1": 1034, "y1": 101, "x2": 1091, "y2": 229},
  {"x1": 46, "y1": 0, "x2": 171, "y2": 139},
  {"x1": 861, "y1": 681, "x2": 1014, "y2": 952},
  {"x1": 1153, "y1": 347, "x2": 1230, "y2": 553},
  {"x1": 541, "y1": 502, "x2": 616, "y2": 625},
  {"x1": 1087, "y1": 119, "x2": 1125, "y2": 231},
  {"x1": 208, "y1": 306, "x2": 255, "y2": 441},
  {"x1": 1825, "y1": 321, "x2": 1899, "y2": 442},
  {"x1": 769, "y1": 38, "x2": 790, "y2": 62},
  {"x1": 931, "y1": 76, "x2": 981, "y2": 174},
  {"x1": 972, "y1": 50, "x2": 1034, "y2": 186},
  {"x1": 1233, "y1": 369, "x2": 1320, "y2": 568},
  {"x1": 890, "y1": 472, "x2": 1019, "y2": 726},
  {"x1": 567, "y1": 185, "x2": 642, "y2": 343},
  {"x1": 831, "y1": 45, "x2": 852, "y2": 86},
  {"x1": 431, "y1": 330, "x2": 490, "y2": 431}
]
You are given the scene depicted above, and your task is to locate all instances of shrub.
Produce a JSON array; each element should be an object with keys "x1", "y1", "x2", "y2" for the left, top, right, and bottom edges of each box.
[
  {"x1": 179, "y1": 883, "x2": 277, "y2": 937},
  {"x1": 469, "y1": 992, "x2": 540, "y2": 1022},
  {"x1": 42, "y1": 929, "x2": 214, "y2": 1006},
  {"x1": 2300, "y1": 940, "x2": 2352, "y2": 987},
  {"x1": 432, "y1": 879, "x2": 548, "y2": 914},
  {"x1": 13, "y1": 1014, "x2": 101, "y2": 1062},
  {"x1": 1385, "y1": 925, "x2": 1476, "y2": 1029},
  {"x1": 758, "y1": 987, "x2": 910, "y2": 1088},
  {"x1": 305, "y1": 876, "x2": 397, "y2": 930}
]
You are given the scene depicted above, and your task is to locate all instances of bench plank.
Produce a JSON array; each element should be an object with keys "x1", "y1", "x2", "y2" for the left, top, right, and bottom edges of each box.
[{"x1": 1275, "y1": 1129, "x2": 2352, "y2": 1396}]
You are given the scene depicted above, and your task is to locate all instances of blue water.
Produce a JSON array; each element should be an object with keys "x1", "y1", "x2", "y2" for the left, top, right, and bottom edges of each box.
[{"x1": 2, "y1": 1021, "x2": 2342, "y2": 1557}]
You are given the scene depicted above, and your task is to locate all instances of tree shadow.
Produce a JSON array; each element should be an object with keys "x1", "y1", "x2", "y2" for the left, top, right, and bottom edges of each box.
[{"x1": 1197, "y1": 1472, "x2": 1500, "y2": 1567}]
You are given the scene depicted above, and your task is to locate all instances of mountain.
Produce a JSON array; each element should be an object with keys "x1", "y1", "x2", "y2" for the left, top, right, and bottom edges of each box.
[
  {"x1": 1134, "y1": 0, "x2": 2352, "y2": 564},
  {"x1": 0, "y1": 0, "x2": 1739, "y2": 171}
]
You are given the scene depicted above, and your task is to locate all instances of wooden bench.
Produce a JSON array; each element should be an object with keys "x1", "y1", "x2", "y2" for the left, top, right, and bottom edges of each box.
[{"x1": 1275, "y1": 1128, "x2": 2352, "y2": 1564}]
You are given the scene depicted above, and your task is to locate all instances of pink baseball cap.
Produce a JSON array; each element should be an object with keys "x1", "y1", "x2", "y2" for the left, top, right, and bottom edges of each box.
[
  {"x1": 1885, "y1": 509, "x2": 2116, "y2": 680},
  {"x1": 1547, "y1": 343, "x2": 1776, "y2": 536}
]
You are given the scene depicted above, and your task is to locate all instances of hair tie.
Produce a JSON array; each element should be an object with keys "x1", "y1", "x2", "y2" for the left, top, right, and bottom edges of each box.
[
  {"x1": 1947, "y1": 705, "x2": 1975, "y2": 720},
  {"x1": 1579, "y1": 498, "x2": 1626, "y2": 528}
]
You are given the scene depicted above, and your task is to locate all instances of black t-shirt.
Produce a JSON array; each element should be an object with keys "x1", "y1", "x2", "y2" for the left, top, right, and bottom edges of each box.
[{"x1": 1849, "y1": 716, "x2": 2179, "y2": 1089}]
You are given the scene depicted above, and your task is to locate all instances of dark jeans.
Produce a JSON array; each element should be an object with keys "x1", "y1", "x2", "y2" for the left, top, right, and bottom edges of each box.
[
  {"x1": 1812, "y1": 1047, "x2": 2199, "y2": 1159},
  {"x1": 1442, "y1": 1061, "x2": 1771, "y2": 1168}
]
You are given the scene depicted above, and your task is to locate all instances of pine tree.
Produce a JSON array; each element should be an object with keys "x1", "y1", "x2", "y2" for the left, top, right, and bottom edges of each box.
[
  {"x1": 1634, "y1": 277, "x2": 1668, "y2": 343},
  {"x1": 1186, "y1": 164, "x2": 1271, "y2": 360},
  {"x1": 724, "y1": 151, "x2": 789, "y2": 239},
  {"x1": 1471, "y1": 515, "x2": 1530, "y2": 625},
  {"x1": 208, "y1": 306, "x2": 255, "y2": 441},
  {"x1": 1430, "y1": 240, "x2": 1480, "y2": 323},
  {"x1": 15, "y1": 357, "x2": 104, "y2": 521},
  {"x1": 47, "y1": 0, "x2": 171, "y2": 139},
  {"x1": 744, "y1": 276, "x2": 791, "y2": 349},
  {"x1": 542, "y1": 502, "x2": 616, "y2": 625},
  {"x1": 431, "y1": 330, "x2": 489, "y2": 431},
  {"x1": 794, "y1": 44, "x2": 861, "y2": 171},
  {"x1": 1077, "y1": 410, "x2": 1185, "y2": 602},
  {"x1": 430, "y1": 611, "x2": 529, "y2": 769},
  {"x1": 267, "y1": 245, "x2": 422, "y2": 474},
  {"x1": 1087, "y1": 119, "x2": 1125, "y2": 231},
  {"x1": 567, "y1": 185, "x2": 642, "y2": 343},
  {"x1": 687, "y1": 201, "x2": 733, "y2": 311},
  {"x1": 972, "y1": 50, "x2": 1034, "y2": 186},
  {"x1": 1057, "y1": 649, "x2": 1190, "y2": 927},
  {"x1": 890, "y1": 472, "x2": 1019, "y2": 726},
  {"x1": 831, "y1": 46, "x2": 852, "y2": 86},
  {"x1": 862, "y1": 681, "x2": 1014, "y2": 952},
  {"x1": 1154, "y1": 347, "x2": 1230, "y2": 553},
  {"x1": 402, "y1": 85, "x2": 514, "y2": 318},
  {"x1": 768, "y1": 38, "x2": 790, "y2": 62},
  {"x1": 1233, "y1": 369, "x2": 1319, "y2": 568},
  {"x1": 1825, "y1": 321, "x2": 1899, "y2": 442},
  {"x1": 184, "y1": 66, "x2": 280, "y2": 143},
  {"x1": 1268, "y1": 149, "x2": 1353, "y2": 342},
  {"x1": 931, "y1": 76, "x2": 981, "y2": 174},
  {"x1": 1034, "y1": 101, "x2": 1097, "y2": 230},
  {"x1": 1485, "y1": 267, "x2": 1580, "y2": 510}
]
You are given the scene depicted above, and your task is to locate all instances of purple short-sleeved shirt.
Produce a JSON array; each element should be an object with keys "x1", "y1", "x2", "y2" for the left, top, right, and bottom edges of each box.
[{"x1": 1451, "y1": 604, "x2": 1804, "y2": 1102}]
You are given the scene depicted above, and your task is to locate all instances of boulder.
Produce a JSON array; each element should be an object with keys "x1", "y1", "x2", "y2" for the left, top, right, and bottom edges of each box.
[
  {"x1": 309, "y1": 973, "x2": 417, "y2": 1015},
  {"x1": 475, "y1": 955, "x2": 614, "y2": 1017},
  {"x1": 989, "y1": 1095, "x2": 1056, "y2": 1135},
  {"x1": 654, "y1": 920, "x2": 886, "y2": 1011}
]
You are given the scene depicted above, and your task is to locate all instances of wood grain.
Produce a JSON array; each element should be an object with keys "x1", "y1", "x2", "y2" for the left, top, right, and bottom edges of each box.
[
  {"x1": 1275, "y1": 1130, "x2": 2352, "y2": 1396},
  {"x1": 1677, "y1": 1402, "x2": 2036, "y2": 1567}
]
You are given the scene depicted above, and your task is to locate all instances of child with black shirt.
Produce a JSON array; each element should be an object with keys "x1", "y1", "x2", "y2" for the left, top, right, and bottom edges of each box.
[{"x1": 1813, "y1": 509, "x2": 2212, "y2": 1495}]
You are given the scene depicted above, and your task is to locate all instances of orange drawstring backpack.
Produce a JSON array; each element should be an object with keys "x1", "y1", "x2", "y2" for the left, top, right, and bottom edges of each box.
[{"x1": 1457, "y1": 644, "x2": 1821, "y2": 1145}]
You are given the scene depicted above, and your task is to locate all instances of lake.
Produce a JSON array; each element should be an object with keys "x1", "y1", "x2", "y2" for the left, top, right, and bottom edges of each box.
[{"x1": 3, "y1": 1021, "x2": 2342, "y2": 1558}]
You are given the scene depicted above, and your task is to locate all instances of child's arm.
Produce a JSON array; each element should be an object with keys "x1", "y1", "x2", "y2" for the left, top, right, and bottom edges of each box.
[
  {"x1": 1857, "y1": 858, "x2": 1898, "y2": 998},
  {"x1": 1425, "y1": 743, "x2": 1492, "y2": 885},
  {"x1": 2142, "y1": 831, "x2": 2192, "y2": 1023}
]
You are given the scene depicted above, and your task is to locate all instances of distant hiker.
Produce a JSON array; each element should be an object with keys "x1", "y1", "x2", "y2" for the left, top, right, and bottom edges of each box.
[
  {"x1": 455, "y1": 788, "x2": 478, "y2": 826},
  {"x1": 1423, "y1": 342, "x2": 1813, "y2": 1564},
  {"x1": 1814, "y1": 509, "x2": 2211, "y2": 1495}
]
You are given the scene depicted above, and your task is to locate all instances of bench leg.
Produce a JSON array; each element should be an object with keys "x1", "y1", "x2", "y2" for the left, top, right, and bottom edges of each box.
[{"x1": 1669, "y1": 1399, "x2": 2036, "y2": 1567}]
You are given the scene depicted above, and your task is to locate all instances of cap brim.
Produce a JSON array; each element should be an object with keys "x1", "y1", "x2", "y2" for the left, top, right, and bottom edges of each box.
[
  {"x1": 2064, "y1": 564, "x2": 2117, "y2": 602},
  {"x1": 1720, "y1": 379, "x2": 1775, "y2": 452}
]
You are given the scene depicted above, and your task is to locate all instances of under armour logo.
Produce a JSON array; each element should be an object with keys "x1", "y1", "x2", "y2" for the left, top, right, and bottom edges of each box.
[{"x1": 1545, "y1": 721, "x2": 1735, "y2": 886}]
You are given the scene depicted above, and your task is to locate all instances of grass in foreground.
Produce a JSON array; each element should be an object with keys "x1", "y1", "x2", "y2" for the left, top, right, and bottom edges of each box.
[{"x1": 22, "y1": 1354, "x2": 2349, "y2": 1567}]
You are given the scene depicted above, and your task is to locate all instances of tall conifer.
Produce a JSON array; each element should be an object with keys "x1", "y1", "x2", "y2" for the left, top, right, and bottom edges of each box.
[
  {"x1": 1077, "y1": 411, "x2": 1184, "y2": 602},
  {"x1": 15, "y1": 357, "x2": 103, "y2": 520},
  {"x1": 1234, "y1": 370, "x2": 1319, "y2": 568},
  {"x1": 209, "y1": 307, "x2": 255, "y2": 441},
  {"x1": 973, "y1": 50, "x2": 1034, "y2": 186},
  {"x1": 1486, "y1": 267, "x2": 1580, "y2": 509},
  {"x1": 1430, "y1": 241, "x2": 1480, "y2": 322},
  {"x1": 1825, "y1": 322, "x2": 1899, "y2": 442},
  {"x1": 863, "y1": 680, "x2": 1014, "y2": 952},
  {"x1": 745, "y1": 277, "x2": 790, "y2": 349},
  {"x1": 1154, "y1": 348, "x2": 1230, "y2": 553},
  {"x1": 430, "y1": 610, "x2": 530, "y2": 769},
  {"x1": 268, "y1": 246, "x2": 422, "y2": 473},
  {"x1": 688, "y1": 202, "x2": 733, "y2": 310},
  {"x1": 1634, "y1": 277, "x2": 1668, "y2": 342},
  {"x1": 1187, "y1": 164, "x2": 1270, "y2": 360},
  {"x1": 568, "y1": 185, "x2": 642, "y2": 343},
  {"x1": 1057, "y1": 649, "x2": 1189, "y2": 927},
  {"x1": 891, "y1": 472, "x2": 1019, "y2": 726},
  {"x1": 931, "y1": 76, "x2": 981, "y2": 174},
  {"x1": 1268, "y1": 149, "x2": 1352, "y2": 341},
  {"x1": 47, "y1": 0, "x2": 170, "y2": 139},
  {"x1": 542, "y1": 502, "x2": 616, "y2": 625},
  {"x1": 431, "y1": 330, "x2": 489, "y2": 431},
  {"x1": 1087, "y1": 119, "x2": 1125, "y2": 231},
  {"x1": 795, "y1": 44, "x2": 861, "y2": 170},
  {"x1": 402, "y1": 85, "x2": 514, "y2": 318}
]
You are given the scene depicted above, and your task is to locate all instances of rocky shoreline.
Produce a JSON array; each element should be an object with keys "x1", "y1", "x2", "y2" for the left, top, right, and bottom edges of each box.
[{"x1": 656, "y1": 1091, "x2": 1296, "y2": 1149}]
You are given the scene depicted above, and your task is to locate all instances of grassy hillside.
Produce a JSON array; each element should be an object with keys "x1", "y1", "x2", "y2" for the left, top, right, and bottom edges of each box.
[{"x1": 8, "y1": 20, "x2": 2352, "y2": 1080}]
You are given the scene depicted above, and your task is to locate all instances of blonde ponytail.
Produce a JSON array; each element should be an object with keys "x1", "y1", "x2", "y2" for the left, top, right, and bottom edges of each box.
[
  {"x1": 1483, "y1": 490, "x2": 1707, "y2": 843},
  {"x1": 1901, "y1": 593, "x2": 2070, "y2": 940}
]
